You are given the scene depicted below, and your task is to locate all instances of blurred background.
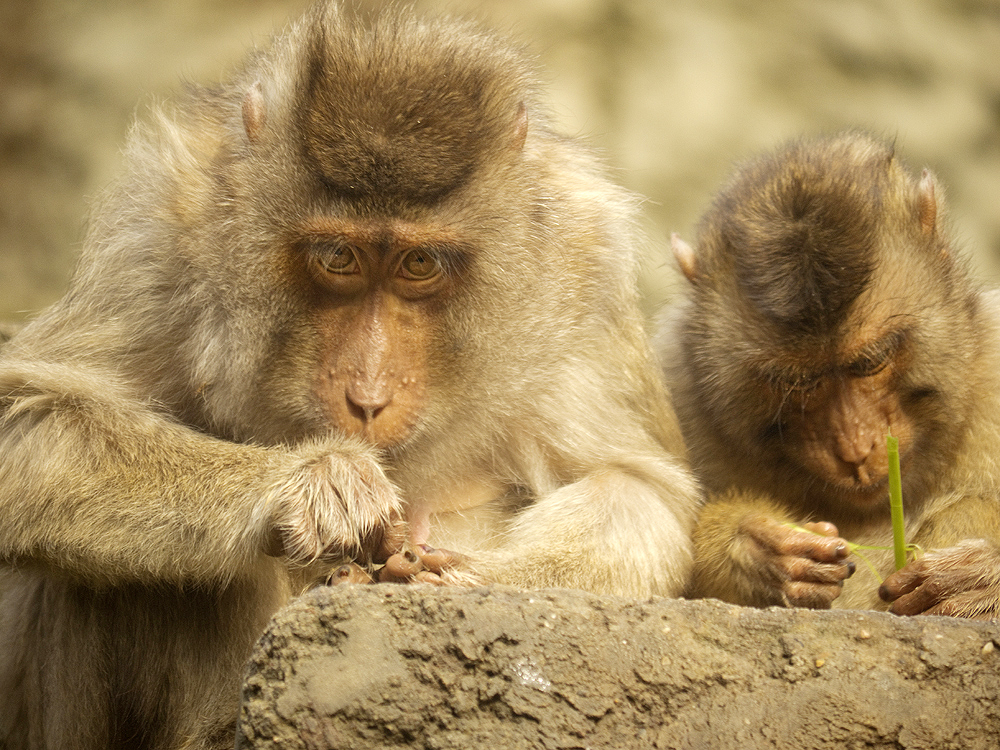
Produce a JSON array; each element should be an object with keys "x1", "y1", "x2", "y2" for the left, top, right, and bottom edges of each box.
[{"x1": 2, "y1": 0, "x2": 999, "y2": 321}]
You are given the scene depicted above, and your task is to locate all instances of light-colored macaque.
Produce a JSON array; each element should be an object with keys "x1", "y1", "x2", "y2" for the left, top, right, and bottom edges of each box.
[
  {"x1": 658, "y1": 131, "x2": 1000, "y2": 618},
  {"x1": 0, "y1": 3, "x2": 698, "y2": 748}
]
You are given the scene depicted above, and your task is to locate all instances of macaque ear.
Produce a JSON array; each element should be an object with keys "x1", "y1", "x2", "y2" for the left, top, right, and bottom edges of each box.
[
  {"x1": 671, "y1": 232, "x2": 699, "y2": 283},
  {"x1": 508, "y1": 101, "x2": 528, "y2": 153},
  {"x1": 917, "y1": 169, "x2": 937, "y2": 238},
  {"x1": 242, "y1": 81, "x2": 267, "y2": 145}
]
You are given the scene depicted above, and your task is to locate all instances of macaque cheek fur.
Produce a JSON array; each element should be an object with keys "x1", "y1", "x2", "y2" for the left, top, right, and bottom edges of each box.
[{"x1": 659, "y1": 131, "x2": 1000, "y2": 617}]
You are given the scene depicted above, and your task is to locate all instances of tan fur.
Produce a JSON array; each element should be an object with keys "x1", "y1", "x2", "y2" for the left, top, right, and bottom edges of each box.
[
  {"x1": 657, "y1": 131, "x2": 1000, "y2": 617},
  {"x1": 0, "y1": 3, "x2": 698, "y2": 748}
]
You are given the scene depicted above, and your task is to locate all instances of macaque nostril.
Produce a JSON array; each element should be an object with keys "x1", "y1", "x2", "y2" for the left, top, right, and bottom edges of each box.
[{"x1": 345, "y1": 383, "x2": 392, "y2": 422}]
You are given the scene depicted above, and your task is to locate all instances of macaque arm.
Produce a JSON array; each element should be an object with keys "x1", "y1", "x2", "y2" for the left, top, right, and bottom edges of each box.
[
  {"x1": 0, "y1": 359, "x2": 400, "y2": 587},
  {"x1": 412, "y1": 455, "x2": 699, "y2": 598},
  {"x1": 690, "y1": 488, "x2": 853, "y2": 608},
  {"x1": 880, "y1": 495, "x2": 1000, "y2": 618}
]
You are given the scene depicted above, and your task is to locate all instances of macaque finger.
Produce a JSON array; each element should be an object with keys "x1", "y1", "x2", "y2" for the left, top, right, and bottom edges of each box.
[
  {"x1": 782, "y1": 580, "x2": 845, "y2": 609},
  {"x1": 374, "y1": 516, "x2": 409, "y2": 564},
  {"x1": 781, "y1": 556, "x2": 855, "y2": 584},
  {"x1": 799, "y1": 521, "x2": 840, "y2": 538},
  {"x1": 377, "y1": 545, "x2": 469, "y2": 584},
  {"x1": 415, "y1": 544, "x2": 466, "y2": 574},
  {"x1": 325, "y1": 563, "x2": 375, "y2": 585},
  {"x1": 379, "y1": 549, "x2": 426, "y2": 581},
  {"x1": 878, "y1": 562, "x2": 927, "y2": 603},
  {"x1": 885, "y1": 578, "x2": 945, "y2": 616},
  {"x1": 745, "y1": 516, "x2": 850, "y2": 562}
]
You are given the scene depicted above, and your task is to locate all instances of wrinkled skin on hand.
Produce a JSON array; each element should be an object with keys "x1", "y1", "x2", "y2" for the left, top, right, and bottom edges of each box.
[
  {"x1": 880, "y1": 538, "x2": 1000, "y2": 619},
  {"x1": 327, "y1": 545, "x2": 470, "y2": 587},
  {"x1": 740, "y1": 516, "x2": 856, "y2": 608},
  {"x1": 378, "y1": 545, "x2": 469, "y2": 584}
]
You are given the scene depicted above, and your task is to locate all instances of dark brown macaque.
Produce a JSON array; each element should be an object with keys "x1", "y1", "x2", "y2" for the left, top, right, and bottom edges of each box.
[
  {"x1": 657, "y1": 131, "x2": 1000, "y2": 618},
  {"x1": 0, "y1": 3, "x2": 698, "y2": 748}
]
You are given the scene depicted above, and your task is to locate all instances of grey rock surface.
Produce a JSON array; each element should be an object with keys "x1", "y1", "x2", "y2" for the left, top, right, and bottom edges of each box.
[{"x1": 238, "y1": 584, "x2": 1000, "y2": 749}]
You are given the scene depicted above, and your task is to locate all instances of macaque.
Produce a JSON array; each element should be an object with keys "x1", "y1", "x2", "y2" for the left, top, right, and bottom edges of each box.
[
  {"x1": 0, "y1": 3, "x2": 698, "y2": 748},
  {"x1": 657, "y1": 131, "x2": 1000, "y2": 619}
]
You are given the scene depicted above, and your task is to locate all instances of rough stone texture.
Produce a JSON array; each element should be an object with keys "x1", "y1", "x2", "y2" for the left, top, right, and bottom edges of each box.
[{"x1": 237, "y1": 585, "x2": 1000, "y2": 749}]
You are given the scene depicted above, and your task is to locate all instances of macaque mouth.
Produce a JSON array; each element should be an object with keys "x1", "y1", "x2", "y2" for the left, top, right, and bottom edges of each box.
[
  {"x1": 796, "y1": 451, "x2": 890, "y2": 495},
  {"x1": 342, "y1": 413, "x2": 415, "y2": 450},
  {"x1": 811, "y1": 455, "x2": 892, "y2": 503},
  {"x1": 837, "y1": 470, "x2": 888, "y2": 492},
  {"x1": 338, "y1": 392, "x2": 419, "y2": 450}
]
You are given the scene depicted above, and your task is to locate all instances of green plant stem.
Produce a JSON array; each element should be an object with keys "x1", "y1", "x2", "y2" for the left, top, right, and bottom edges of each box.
[{"x1": 887, "y1": 434, "x2": 906, "y2": 571}]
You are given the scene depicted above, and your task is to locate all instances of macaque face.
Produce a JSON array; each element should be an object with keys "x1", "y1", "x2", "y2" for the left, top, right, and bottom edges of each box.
[
  {"x1": 759, "y1": 318, "x2": 918, "y2": 507},
  {"x1": 295, "y1": 216, "x2": 468, "y2": 449}
]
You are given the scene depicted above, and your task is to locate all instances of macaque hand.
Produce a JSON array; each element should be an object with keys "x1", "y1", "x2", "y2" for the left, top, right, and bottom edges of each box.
[
  {"x1": 739, "y1": 516, "x2": 855, "y2": 608},
  {"x1": 378, "y1": 545, "x2": 481, "y2": 586},
  {"x1": 325, "y1": 544, "x2": 481, "y2": 587},
  {"x1": 879, "y1": 539, "x2": 1000, "y2": 619},
  {"x1": 262, "y1": 440, "x2": 403, "y2": 566}
]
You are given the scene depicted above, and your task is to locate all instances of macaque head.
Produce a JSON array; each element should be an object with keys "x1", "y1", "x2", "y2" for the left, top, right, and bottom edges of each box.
[
  {"x1": 198, "y1": 7, "x2": 537, "y2": 449},
  {"x1": 675, "y1": 133, "x2": 978, "y2": 509}
]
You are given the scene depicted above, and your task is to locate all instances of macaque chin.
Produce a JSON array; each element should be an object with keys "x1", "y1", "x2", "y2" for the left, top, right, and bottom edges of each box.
[{"x1": 658, "y1": 131, "x2": 1000, "y2": 618}]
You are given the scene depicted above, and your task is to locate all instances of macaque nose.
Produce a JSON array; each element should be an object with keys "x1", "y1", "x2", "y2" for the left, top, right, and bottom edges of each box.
[
  {"x1": 835, "y1": 433, "x2": 883, "y2": 486},
  {"x1": 346, "y1": 379, "x2": 393, "y2": 422}
]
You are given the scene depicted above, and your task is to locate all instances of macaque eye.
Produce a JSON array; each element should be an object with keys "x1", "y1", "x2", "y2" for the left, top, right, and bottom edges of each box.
[
  {"x1": 847, "y1": 332, "x2": 904, "y2": 378},
  {"x1": 768, "y1": 372, "x2": 822, "y2": 394},
  {"x1": 398, "y1": 248, "x2": 443, "y2": 281},
  {"x1": 788, "y1": 376, "x2": 822, "y2": 393},
  {"x1": 318, "y1": 244, "x2": 360, "y2": 275},
  {"x1": 847, "y1": 352, "x2": 890, "y2": 378}
]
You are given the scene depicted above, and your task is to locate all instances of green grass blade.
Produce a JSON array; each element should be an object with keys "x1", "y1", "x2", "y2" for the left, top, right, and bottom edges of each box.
[{"x1": 887, "y1": 434, "x2": 906, "y2": 571}]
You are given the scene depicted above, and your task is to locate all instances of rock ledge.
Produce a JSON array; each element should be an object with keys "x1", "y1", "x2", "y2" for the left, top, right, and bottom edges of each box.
[{"x1": 237, "y1": 584, "x2": 1000, "y2": 749}]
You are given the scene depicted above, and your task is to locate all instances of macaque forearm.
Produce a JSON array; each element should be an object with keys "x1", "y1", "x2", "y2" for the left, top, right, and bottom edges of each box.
[
  {"x1": 0, "y1": 361, "x2": 397, "y2": 586},
  {"x1": 487, "y1": 467, "x2": 696, "y2": 597},
  {"x1": 688, "y1": 494, "x2": 782, "y2": 604},
  {"x1": 690, "y1": 491, "x2": 852, "y2": 607},
  {"x1": 910, "y1": 494, "x2": 1000, "y2": 551},
  {"x1": 0, "y1": 369, "x2": 272, "y2": 583}
]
